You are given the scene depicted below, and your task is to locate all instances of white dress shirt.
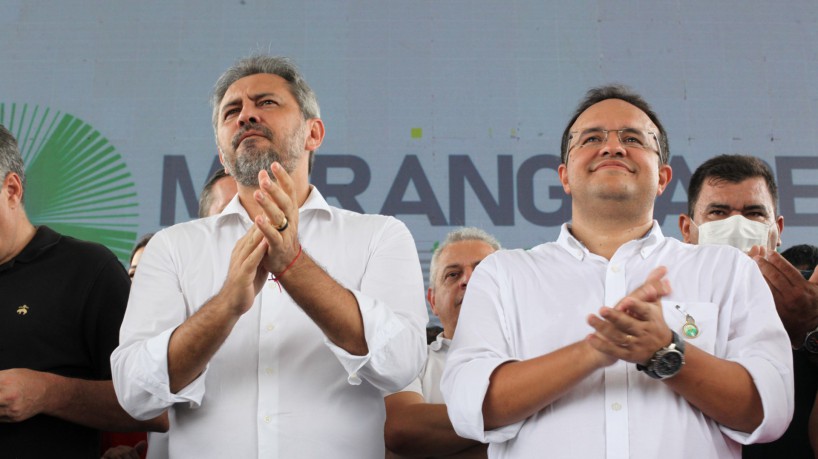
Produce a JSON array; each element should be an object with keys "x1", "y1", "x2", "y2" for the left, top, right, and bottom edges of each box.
[
  {"x1": 441, "y1": 222, "x2": 793, "y2": 459},
  {"x1": 112, "y1": 187, "x2": 428, "y2": 459},
  {"x1": 400, "y1": 333, "x2": 450, "y2": 403}
]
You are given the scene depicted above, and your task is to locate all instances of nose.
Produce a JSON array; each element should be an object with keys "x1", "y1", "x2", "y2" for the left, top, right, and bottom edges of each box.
[
  {"x1": 462, "y1": 267, "x2": 474, "y2": 287},
  {"x1": 599, "y1": 133, "x2": 626, "y2": 156},
  {"x1": 237, "y1": 105, "x2": 259, "y2": 126}
]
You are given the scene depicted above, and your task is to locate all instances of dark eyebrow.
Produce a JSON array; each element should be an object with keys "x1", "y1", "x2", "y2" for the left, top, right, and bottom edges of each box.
[
  {"x1": 742, "y1": 204, "x2": 770, "y2": 214},
  {"x1": 442, "y1": 263, "x2": 463, "y2": 273},
  {"x1": 576, "y1": 127, "x2": 605, "y2": 135},
  {"x1": 220, "y1": 96, "x2": 241, "y2": 113},
  {"x1": 704, "y1": 203, "x2": 732, "y2": 212},
  {"x1": 705, "y1": 202, "x2": 770, "y2": 214},
  {"x1": 220, "y1": 92, "x2": 278, "y2": 113},
  {"x1": 574, "y1": 126, "x2": 642, "y2": 135}
]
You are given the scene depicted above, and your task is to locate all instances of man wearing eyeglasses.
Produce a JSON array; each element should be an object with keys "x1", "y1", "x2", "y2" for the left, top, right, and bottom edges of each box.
[{"x1": 440, "y1": 85, "x2": 793, "y2": 458}]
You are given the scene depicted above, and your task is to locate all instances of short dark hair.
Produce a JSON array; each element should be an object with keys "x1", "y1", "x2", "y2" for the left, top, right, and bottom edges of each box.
[
  {"x1": 0, "y1": 124, "x2": 26, "y2": 198},
  {"x1": 198, "y1": 169, "x2": 233, "y2": 218},
  {"x1": 687, "y1": 154, "x2": 778, "y2": 218},
  {"x1": 780, "y1": 244, "x2": 818, "y2": 271},
  {"x1": 560, "y1": 84, "x2": 669, "y2": 165},
  {"x1": 130, "y1": 233, "x2": 154, "y2": 265}
]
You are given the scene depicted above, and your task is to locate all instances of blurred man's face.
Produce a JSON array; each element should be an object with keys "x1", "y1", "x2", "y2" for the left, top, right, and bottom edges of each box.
[
  {"x1": 128, "y1": 247, "x2": 145, "y2": 280},
  {"x1": 206, "y1": 176, "x2": 238, "y2": 217}
]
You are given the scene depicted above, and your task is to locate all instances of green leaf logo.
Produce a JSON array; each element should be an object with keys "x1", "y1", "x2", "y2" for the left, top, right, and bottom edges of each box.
[{"x1": 1, "y1": 103, "x2": 139, "y2": 263}]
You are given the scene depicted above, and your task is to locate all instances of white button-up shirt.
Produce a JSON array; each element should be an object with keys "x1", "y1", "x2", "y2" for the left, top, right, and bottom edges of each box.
[
  {"x1": 441, "y1": 222, "x2": 793, "y2": 459},
  {"x1": 399, "y1": 333, "x2": 450, "y2": 403},
  {"x1": 112, "y1": 187, "x2": 428, "y2": 458}
]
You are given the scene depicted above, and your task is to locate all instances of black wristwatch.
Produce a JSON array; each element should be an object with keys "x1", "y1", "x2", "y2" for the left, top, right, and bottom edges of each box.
[
  {"x1": 637, "y1": 330, "x2": 686, "y2": 380},
  {"x1": 801, "y1": 325, "x2": 818, "y2": 353}
]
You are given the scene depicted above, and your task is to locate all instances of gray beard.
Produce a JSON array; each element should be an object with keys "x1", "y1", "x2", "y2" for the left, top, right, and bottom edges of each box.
[{"x1": 226, "y1": 140, "x2": 300, "y2": 187}]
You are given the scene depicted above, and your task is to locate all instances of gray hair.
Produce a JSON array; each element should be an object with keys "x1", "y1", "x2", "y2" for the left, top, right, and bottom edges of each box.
[
  {"x1": 210, "y1": 55, "x2": 321, "y2": 139},
  {"x1": 429, "y1": 227, "x2": 501, "y2": 288},
  {"x1": 0, "y1": 124, "x2": 26, "y2": 197}
]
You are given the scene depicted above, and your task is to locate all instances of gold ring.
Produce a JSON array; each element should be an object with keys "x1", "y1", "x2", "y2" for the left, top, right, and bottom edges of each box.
[
  {"x1": 620, "y1": 334, "x2": 633, "y2": 348},
  {"x1": 276, "y1": 217, "x2": 289, "y2": 232}
]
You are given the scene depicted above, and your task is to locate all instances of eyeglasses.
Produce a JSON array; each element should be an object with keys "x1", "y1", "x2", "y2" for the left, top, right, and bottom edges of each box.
[{"x1": 567, "y1": 128, "x2": 662, "y2": 158}]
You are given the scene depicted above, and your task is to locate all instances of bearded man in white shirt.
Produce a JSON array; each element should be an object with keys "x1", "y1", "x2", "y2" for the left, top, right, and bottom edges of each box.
[
  {"x1": 111, "y1": 55, "x2": 428, "y2": 458},
  {"x1": 440, "y1": 85, "x2": 793, "y2": 458}
]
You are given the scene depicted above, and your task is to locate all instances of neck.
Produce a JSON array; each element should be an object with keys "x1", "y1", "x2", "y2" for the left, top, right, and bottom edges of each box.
[
  {"x1": 569, "y1": 206, "x2": 655, "y2": 260},
  {"x1": 0, "y1": 213, "x2": 37, "y2": 265}
]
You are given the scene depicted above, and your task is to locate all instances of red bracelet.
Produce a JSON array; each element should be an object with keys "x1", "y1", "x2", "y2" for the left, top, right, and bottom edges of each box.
[{"x1": 269, "y1": 245, "x2": 303, "y2": 292}]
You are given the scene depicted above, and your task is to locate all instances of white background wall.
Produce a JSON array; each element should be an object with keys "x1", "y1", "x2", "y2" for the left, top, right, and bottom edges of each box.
[{"x1": 2, "y1": 1, "x2": 817, "y2": 285}]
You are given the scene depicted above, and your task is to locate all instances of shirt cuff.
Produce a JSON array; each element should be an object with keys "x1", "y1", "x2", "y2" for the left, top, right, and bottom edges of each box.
[
  {"x1": 118, "y1": 327, "x2": 210, "y2": 418},
  {"x1": 443, "y1": 356, "x2": 522, "y2": 443},
  {"x1": 720, "y1": 354, "x2": 794, "y2": 444},
  {"x1": 323, "y1": 289, "x2": 425, "y2": 391}
]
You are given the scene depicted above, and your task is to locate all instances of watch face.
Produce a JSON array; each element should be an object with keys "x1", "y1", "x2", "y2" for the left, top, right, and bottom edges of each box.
[
  {"x1": 654, "y1": 350, "x2": 684, "y2": 377},
  {"x1": 805, "y1": 333, "x2": 818, "y2": 353}
]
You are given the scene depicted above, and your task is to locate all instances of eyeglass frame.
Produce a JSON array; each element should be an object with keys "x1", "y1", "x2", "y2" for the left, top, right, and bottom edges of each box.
[{"x1": 566, "y1": 128, "x2": 664, "y2": 161}]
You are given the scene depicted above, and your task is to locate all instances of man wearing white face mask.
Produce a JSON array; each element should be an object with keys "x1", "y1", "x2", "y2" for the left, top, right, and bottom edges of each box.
[
  {"x1": 680, "y1": 154, "x2": 818, "y2": 458},
  {"x1": 679, "y1": 155, "x2": 783, "y2": 254}
]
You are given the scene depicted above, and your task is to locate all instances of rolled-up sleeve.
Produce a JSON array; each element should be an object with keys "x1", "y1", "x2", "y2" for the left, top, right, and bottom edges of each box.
[
  {"x1": 324, "y1": 217, "x2": 428, "y2": 393},
  {"x1": 719, "y1": 258, "x2": 794, "y2": 444},
  {"x1": 111, "y1": 231, "x2": 204, "y2": 420},
  {"x1": 440, "y1": 255, "x2": 523, "y2": 443}
]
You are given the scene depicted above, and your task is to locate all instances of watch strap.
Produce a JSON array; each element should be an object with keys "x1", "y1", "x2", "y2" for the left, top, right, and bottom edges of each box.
[{"x1": 637, "y1": 330, "x2": 685, "y2": 379}]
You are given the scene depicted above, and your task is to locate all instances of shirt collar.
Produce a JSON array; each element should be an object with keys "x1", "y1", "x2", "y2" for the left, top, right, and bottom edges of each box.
[
  {"x1": 0, "y1": 225, "x2": 61, "y2": 271},
  {"x1": 430, "y1": 332, "x2": 451, "y2": 352},
  {"x1": 213, "y1": 185, "x2": 334, "y2": 227},
  {"x1": 556, "y1": 220, "x2": 665, "y2": 261}
]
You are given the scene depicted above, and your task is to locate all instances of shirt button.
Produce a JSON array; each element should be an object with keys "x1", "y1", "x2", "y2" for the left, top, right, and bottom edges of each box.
[
  {"x1": 266, "y1": 323, "x2": 275, "y2": 332},
  {"x1": 264, "y1": 416, "x2": 271, "y2": 423},
  {"x1": 611, "y1": 265, "x2": 620, "y2": 273},
  {"x1": 265, "y1": 367, "x2": 273, "y2": 375},
  {"x1": 611, "y1": 402, "x2": 622, "y2": 411}
]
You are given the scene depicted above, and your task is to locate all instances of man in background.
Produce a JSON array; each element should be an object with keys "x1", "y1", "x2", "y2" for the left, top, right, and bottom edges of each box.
[
  {"x1": 781, "y1": 244, "x2": 818, "y2": 273},
  {"x1": 128, "y1": 233, "x2": 154, "y2": 279},
  {"x1": 0, "y1": 124, "x2": 166, "y2": 457},
  {"x1": 680, "y1": 153, "x2": 818, "y2": 458},
  {"x1": 198, "y1": 169, "x2": 237, "y2": 218},
  {"x1": 385, "y1": 227, "x2": 499, "y2": 458}
]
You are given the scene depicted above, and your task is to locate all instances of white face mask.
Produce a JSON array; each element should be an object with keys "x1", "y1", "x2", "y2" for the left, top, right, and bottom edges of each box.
[{"x1": 696, "y1": 214, "x2": 772, "y2": 253}]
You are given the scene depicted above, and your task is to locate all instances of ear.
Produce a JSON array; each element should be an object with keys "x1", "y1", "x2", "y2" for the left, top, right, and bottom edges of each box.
[
  {"x1": 305, "y1": 118, "x2": 325, "y2": 152},
  {"x1": 427, "y1": 287, "x2": 439, "y2": 317},
  {"x1": 679, "y1": 214, "x2": 693, "y2": 243},
  {"x1": 775, "y1": 215, "x2": 784, "y2": 247},
  {"x1": 3, "y1": 172, "x2": 25, "y2": 209},
  {"x1": 558, "y1": 163, "x2": 571, "y2": 195},
  {"x1": 656, "y1": 164, "x2": 673, "y2": 196},
  {"x1": 217, "y1": 148, "x2": 227, "y2": 169}
]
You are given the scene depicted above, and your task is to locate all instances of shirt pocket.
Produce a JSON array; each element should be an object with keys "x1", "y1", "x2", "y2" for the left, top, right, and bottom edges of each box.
[{"x1": 661, "y1": 301, "x2": 719, "y2": 354}]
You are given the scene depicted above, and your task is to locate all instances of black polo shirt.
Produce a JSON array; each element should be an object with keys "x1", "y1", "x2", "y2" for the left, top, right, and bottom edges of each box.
[{"x1": 0, "y1": 226, "x2": 130, "y2": 458}]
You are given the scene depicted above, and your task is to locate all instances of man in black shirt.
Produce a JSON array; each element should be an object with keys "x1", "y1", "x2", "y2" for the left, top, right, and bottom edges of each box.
[{"x1": 0, "y1": 124, "x2": 166, "y2": 457}]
